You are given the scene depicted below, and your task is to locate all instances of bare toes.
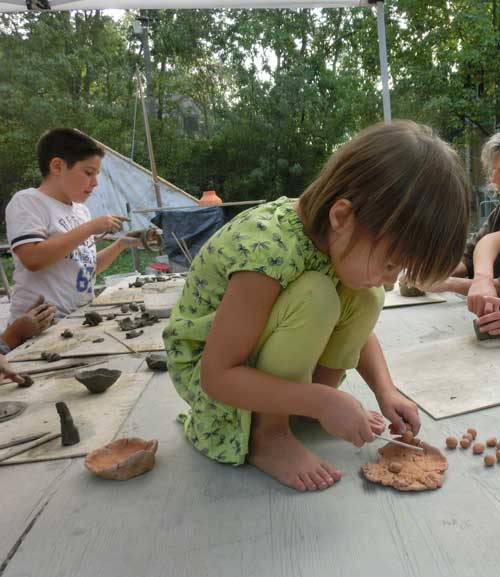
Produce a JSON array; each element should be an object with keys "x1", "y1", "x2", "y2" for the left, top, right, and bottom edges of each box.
[
  {"x1": 310, "y1": 471, "x2": 329, "y2": 490},
  {"x1": 317, "y1": 466, "x2": 335, "y2": 486},
  {"x1": 299, "y1": 473, "x2": 318, "y2": 491},
  {"x1": 322, "y1": 462, "x2": 342, "y2": 481}
]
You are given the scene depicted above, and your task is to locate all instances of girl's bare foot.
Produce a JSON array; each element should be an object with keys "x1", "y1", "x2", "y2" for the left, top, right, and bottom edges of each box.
[
  {"x1": 248, "y1": 428, "x2": 342, "y2": 492},
  {"x1": 367, "y1": 410, "x2": 386, "y2": 435}
]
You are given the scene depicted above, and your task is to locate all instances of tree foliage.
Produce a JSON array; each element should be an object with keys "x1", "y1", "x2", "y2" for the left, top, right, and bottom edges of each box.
[{"x1": 1, "y1": 1, "x2": 499, "y2": 216}]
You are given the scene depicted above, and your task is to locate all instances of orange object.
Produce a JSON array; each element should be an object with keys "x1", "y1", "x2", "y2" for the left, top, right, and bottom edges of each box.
[{"x1": 199, "y1": 190, "x2": 222, "y2": 206}]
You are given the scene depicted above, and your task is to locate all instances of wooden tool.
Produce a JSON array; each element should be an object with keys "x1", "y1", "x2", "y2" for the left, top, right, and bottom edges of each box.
[
  {"x1": 0, "y1": 432, "x2": 61, "y2": 463},
  {"x1": 374, "y1": 434, "x2": 424, "y2": 452},
  {"x1": 0, "y1": 431, "x2": 50, "y2": 450}
]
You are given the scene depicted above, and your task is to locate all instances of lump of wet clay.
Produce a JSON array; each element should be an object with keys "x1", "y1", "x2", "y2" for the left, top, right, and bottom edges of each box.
[
  {"x1": 41, "y1": 351, "x2": 61, "y2": 362},
  {"x1": 383, "y1": 283, "x2": 394, "y2": 292},
  {"x1": 460, "y1": 438, "x2": 471, "y2": 449},
  {"x1": 484, "y1": 454, "x2": 496, "y2": 467},
  {"x1": 92, "y1": 337, "x2": 105, "y2": 344},
  {"x1": 467, "y1": 428, "x2": 477, "y2": 440},
  {"x1": 61, "y1": 329, "x2": 73, "y2": 339},
  {"x1": 472, "y1": 442, "x2": 485, "y2": 455},
  {"x1": 462, "y1": 433, "x2": 473, "y2": 442},
  {"x1": 388, "y1": 461, "x2": 403, "y2": 473},
  {"x1": 126, "y1": 329, "x2": 144, "y2": 339},
  {"x1": 118, "y1": 317, "x2": 136, "y2": 332},
  {"x1": 445, "y1": 436, "x2": 458, "y2": 449},
  {"x1": 82, "y1": 311, "x2": 103, "y2": 327},
  {"x1": 85, "y1": 437, "x2": 158, "y2": 481},
  {"x1": 473, "y1": 319, "x2": 500, "y2": 341},
  {"x1": 361, "y1": 438, "x2": 448, "y2": 492},
  {"x1": 75, "y1": 368, "x2": 121, "y2": 393},
  {"x1": 486, "y1": 437, "x2": 497, "y2": 447},
  {"x1": 129, "y1": 303, "x2": 139, "y2": 312},
  {"x1": 120, "y1": 304, "x2": 130, "y2": 314},
  {"x1": 146, "y1": 353, "x2": 168, "y2": 372},
  {"x1": 399, "y1": 280, "x2": 426, "y2": 297},
  {"x1": 18, "y1": 374, "x2": 34, "y2": 388},
  {"x1": 106, "y1": 313, "x2": 117, "y2": 321},
  {"x1": 401, "y1": 430, "x2": 414, "y2": 444}
]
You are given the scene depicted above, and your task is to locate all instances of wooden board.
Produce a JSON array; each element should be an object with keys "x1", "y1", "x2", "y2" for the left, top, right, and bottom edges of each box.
[
  {"x1": 387, "y1": 334, "x2": 500, "y2": 419},
  {"x1": 0, "y1": 371, "x2": 152, "y2": 463},
  {"x1": 7, "y1": 317, "x2": 168, "y2": 362},
  {"x1": 91, "y1": 276, "x2": 185, "y2": 307},
  {"x1": 383, "y1": 288, "x2": 446, "y2": 308}
]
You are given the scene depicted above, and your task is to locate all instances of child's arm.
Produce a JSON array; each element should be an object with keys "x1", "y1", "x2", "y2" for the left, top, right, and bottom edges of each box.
[
  {"x1": 201, "y1": 271, "x2": 375, "y2": 446},
  {"x1": 95, "y1": 233, "x2": 143, "y2": 274},
  {"x1": 356, "y1": 333, "x2": 420, "y2": 435},
  {"x1": 14, "y1": 215, "x2": 127, "y2": 272},
  {"x1": 468, "y1": 231, "x2": 500, "y2": 316}
]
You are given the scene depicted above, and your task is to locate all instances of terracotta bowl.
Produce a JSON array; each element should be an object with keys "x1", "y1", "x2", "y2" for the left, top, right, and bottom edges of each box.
[
  {"x1": 75, "y1": 368, "x2": 121, "y2": 393},
  {"x1": 85, "y1": 437, "x2": 159, "y2": 481}
]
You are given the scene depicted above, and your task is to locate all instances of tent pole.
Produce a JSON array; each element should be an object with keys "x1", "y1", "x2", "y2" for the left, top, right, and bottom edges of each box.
[
  {"x1": 375, "y1": 0, "x2": 391, "y2": 122},
  {"x1": 136, "y1": 69, "x2": 163, "y2": 207}
]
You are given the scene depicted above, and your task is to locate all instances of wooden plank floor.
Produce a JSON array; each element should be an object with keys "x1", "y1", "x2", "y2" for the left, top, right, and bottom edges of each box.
[{"x1": 3, "y1": 294, "x2": 500, "y2": 577}]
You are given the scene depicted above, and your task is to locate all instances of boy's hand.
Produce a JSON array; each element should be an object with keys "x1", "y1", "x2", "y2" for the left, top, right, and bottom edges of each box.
[
  {"x1": 118, "y1": 231, "x2": 146, "y2": 248},
  {"x1": 467, "y1": 277, "x2": 497, "y2": 316},
  {"x1": 317, "y1": 389, "x2": 375, "y2": 447},
  {"x1": 0, "y1": 355, "x2": 24, "y2": 385},
  {"x1": 89, "y1": 215, "x2": 130, "y2": 235},
  {"x1": 376, "y1": 388, "x2": 420, "y2": 436}
]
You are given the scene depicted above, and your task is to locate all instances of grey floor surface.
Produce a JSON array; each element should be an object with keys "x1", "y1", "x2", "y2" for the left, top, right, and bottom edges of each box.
[{"x1": 2, "y1": 293, "x2": 500, "y2": 577}]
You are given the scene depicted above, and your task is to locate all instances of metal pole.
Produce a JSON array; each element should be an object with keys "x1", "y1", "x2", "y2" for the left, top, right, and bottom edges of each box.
[
  {"x1": 136, "y1": 69, "x2": 163, "y2": 208},
  {"x1": 375, "y1": 1, "x2": 391, "y2": 122},
  {"x1": 126, "y1": 202, "x2": 141, "y2": 273}
]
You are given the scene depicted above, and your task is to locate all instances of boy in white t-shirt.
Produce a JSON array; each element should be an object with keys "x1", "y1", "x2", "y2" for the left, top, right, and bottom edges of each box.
[{"x1": 6, "y1": 128, "x2": 142, "y2": 320}]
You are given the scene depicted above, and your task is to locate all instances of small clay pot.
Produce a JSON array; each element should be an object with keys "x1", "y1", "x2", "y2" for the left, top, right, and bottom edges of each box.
[
  {"x1": 75, "y1": 368, "x2": 121, "y2": 394},
  {"x1": 85, "y1": 437, "x2": 158, "y2": 481},
  {"x1": 399, "y1": 280, "x2": 426, "y2": 297}
]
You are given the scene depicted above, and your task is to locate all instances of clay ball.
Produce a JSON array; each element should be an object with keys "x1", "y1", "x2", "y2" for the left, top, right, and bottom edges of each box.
[
  {"x1": 462, "y1": 433, "x2": 473, "y2": 442},
  {"x1": 484, "y1": 454, "x2": 496, "y2": 467},
  {"x1": 460, "y1": 438, "x2": 471, "y2": 449},
  {"x1": 445, "y1": 436, "x2": 458, "y2": 449},
  {"x1": 486, "y1": 437, "x2": 497, "y2": 447},
  {"x1": 472, "y1": 442, "x2": 485, "y2": 455},
  {"x1": 401, "y1": 431, "x2": 414, "y2": 444},
  {"x1": 467, "y1": 428, "x2": 478, "y2": 440},
  {"x1": 388, "y1": 461, "x2": 403, "y2": 474}
]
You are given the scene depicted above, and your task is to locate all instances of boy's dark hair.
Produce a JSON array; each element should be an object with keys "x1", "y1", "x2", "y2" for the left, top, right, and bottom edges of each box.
[{"x1": 37, "y1": 128, "x2": 104, "y2": 177}]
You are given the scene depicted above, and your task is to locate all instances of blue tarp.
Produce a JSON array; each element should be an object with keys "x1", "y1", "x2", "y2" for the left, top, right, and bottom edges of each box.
[{"x1": 152, "y1": 206, "x2": 227, "y2": 267}]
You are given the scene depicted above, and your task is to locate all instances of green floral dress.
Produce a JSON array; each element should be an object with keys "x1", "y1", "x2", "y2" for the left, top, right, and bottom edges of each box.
[{"x1": 164, "y1": 196, "x2": 338, "y2": 465}]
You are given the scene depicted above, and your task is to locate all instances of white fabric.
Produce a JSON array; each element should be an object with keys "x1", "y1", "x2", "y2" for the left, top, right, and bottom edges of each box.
[
  {"x1": 84, "y1": 141, "x2": 198, "y2": 229},
  {"x1": 6, "y1": 188, "x2": 97, "y2": 320}
]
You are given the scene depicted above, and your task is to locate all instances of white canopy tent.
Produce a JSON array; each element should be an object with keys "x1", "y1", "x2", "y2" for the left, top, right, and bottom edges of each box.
[{"x1": 0, "y1": 0, "x2": 392, "y2": 121}]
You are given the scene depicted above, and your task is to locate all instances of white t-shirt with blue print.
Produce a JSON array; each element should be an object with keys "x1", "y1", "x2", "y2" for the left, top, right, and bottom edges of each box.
[{"x1": 6, "y1": 188, "x2": 96, "y2": 320}]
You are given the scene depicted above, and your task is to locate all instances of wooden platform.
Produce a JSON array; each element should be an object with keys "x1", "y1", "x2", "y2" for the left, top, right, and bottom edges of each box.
[{"x1": 2, "y1": 293, "x2": 500, "y2": 577}]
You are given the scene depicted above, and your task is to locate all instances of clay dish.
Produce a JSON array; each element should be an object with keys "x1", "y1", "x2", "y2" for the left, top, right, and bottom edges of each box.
[
  {"x1": 361, "y1": 439, "x2": 448, "y2": 492},
  {"x1": 85, "y1": 437, "x2": 158, "y2": 481},
  {"x1": 75, "y1": 368, "x2": 121, "y2": 393}
]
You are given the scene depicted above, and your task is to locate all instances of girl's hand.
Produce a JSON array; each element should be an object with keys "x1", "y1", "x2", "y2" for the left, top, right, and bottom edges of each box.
[
  {"x1": 467, "y1": 277, "x2": 497, "y2": 316},
  {"x1": 89, "y1": 215, "x2": 130, "y2": 235},
  {"x1": 476, "y1": 297, "x2": 500, "y2": 336},
  {"x1": 376, "y1": 388, "x2": 420, "y2": 436},
  {"x1": 317, "y1": 389, "x2": 375, "y2": 447}
]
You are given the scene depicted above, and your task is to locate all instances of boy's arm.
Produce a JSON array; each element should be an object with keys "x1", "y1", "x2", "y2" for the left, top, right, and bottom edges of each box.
[
  {"x1": 356, "y1": 333, "x2": 420, "y2": 434},
  {"x1": 14, "y1": 215, "x2": 126, "y2": 272},
  {"x1": 95, "y1": 234, "x2": 143, "y2": 274},
  {"x1": 468, "y1": 231, "x2": 500, "y2": 316}
]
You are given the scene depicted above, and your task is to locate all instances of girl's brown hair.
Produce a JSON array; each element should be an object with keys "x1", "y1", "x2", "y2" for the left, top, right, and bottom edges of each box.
[{"x1": 300, "y1": 120, "x2": 470, "y2": 285}]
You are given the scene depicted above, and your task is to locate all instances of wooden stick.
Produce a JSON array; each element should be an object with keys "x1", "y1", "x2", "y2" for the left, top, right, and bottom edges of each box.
[
  {"x1": 102, "y1": 329, "x2": 139, "y2": 356},
  {"x1": 0, "y1": 432, "x2": 61, "y2": 464},
  {"x1": 180, "y1": 238, "x2": 193, "y2": 263},
  {"x1": 171, "y1": 232, "x2": 192, "y2": 265},
  {"x1": 374, "y1": 434, "x2": 424, "y2": 452},
  {"x1": 0, "y1": 359, "x2": 109, "y2": 386},
  {"x1": 0, "y1": 431, "x2": 50, "y2": 450}
]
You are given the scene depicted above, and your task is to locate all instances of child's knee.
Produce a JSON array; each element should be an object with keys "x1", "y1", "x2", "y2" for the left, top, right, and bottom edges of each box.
[
  {"x1": 284, "y1": 272, "x2": 340, "y2": 328},
  {"x1": 339, "y1": 285, "x2": 384, "y2": 324}
]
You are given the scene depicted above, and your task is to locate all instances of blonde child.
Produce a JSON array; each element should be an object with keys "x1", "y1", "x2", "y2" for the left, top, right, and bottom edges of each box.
[
  {"x1": 6, "y1": 128, "x2": 142, "y2": 320},
  {"x1": 164, "y1": 121, "x2": 470, "y2": 492}
]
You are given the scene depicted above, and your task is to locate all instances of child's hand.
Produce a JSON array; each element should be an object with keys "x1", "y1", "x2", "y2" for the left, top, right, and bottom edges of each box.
[
  {"x1": 377, "y1": 389, "x2": 420, "y2": 436},
  {"x1": 89, "y1": 215, "x2": 130, "y2": 235},
  {"x1": 118, "y1": 231, "x2": 147, "y2": 248},
  {"x1": 0, "y1": 355, "x2": 24, "y2": 385},
  {"x1": 317, "y1": 389, "x2": 375, "y2": 447},
  {"x1": 476, "y1": 296, "x2": 500, "y2": 336},
  {"x1": 467, "y1": 277, "x2": 498, "y2": 316}
]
